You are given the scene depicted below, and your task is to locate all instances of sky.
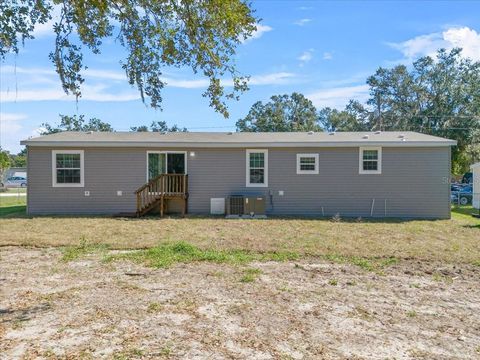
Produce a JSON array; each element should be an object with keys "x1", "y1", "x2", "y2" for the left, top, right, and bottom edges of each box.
[{"x1": 1, "y1": 0, "x2": 480, "y2": 153}]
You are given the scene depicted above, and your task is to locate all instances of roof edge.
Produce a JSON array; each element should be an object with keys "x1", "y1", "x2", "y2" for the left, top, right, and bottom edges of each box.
[{"x1": 21, "y1": 140, "x2": 457, "y2": 147}]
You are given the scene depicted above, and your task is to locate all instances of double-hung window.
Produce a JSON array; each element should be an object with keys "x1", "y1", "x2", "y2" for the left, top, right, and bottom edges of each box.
[
  {"x1": 246, "y1": 149, "x2": 268, "y2": 187},
  {"x1": 52, "y1": 150, "x2": 84, "y2": 187},
  {"x1": 359, "y1": 147, "x2": 382, "y2": 174},
  {"x1": 296, "y1": 154, "x2": 319, "y2": 174}
]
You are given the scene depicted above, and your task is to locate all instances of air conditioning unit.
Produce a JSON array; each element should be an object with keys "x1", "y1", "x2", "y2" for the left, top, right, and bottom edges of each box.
[
  {"x1": 227, "y1": 195, "x2": 265, "y2": 216},
  {"x1": 227, "y1": 195, "x2": 244, "y2": 215}
]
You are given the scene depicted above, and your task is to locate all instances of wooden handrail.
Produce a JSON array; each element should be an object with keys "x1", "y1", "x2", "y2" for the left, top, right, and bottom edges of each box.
[
  {"x1": 135, "y1": 174, "x2": 188, "y2": 215},
  {"x1": 135, "y1": 174, "x2": 188, "y2": 194}
]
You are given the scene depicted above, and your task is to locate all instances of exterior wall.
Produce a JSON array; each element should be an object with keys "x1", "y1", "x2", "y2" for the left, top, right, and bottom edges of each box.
[
  {"x1": 28, "y1": 147, "x2": 146, "y2": 215},
  {"x1": 27, "y1": 146, "x2": 451, "y2": 218}
]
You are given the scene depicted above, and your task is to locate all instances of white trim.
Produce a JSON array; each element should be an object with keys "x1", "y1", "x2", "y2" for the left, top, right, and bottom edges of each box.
[
  {"x1": 146, "y1": 151, "x2": 187, "y2": 181},
  {"x1": 246, "y1": 149, "x2": 268, "y2": 187},
  {"x1": 296, "y1": 153, "x2": 319, "y2": 174},
  {"x1": 359, "y1": 147, "x2": 382, "y2": 175},
  {"x1": 21, "y1": 141, "x2": 457, "y2": 148},
  {"x1": 51, "y1": 150, "x2": 85, "y2": 187}
]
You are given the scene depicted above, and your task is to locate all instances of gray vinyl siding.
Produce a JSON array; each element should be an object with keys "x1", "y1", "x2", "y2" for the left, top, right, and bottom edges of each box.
[
  {"x1": 27, "y1": 146, "x2": 451, "y2": 218},
  {"x1": 27, "y1": 147, "x2": 146, "y2": 215}
]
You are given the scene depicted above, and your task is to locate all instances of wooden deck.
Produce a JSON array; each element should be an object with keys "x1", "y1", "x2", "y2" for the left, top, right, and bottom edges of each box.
[{"x1": 135, "y1": 174, "x2": 188, "y2": 217}]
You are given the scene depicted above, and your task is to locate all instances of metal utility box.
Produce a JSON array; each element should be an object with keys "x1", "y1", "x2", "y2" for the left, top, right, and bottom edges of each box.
[
  {"x1": 244, "y1": 196, "x2": 266, "y2": 216},
  {"x1": 210, "y1": 198, "x2": 226, "y2": 215}
]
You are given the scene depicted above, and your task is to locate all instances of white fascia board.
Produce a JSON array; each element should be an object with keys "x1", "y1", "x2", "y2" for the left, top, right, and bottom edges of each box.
[{"x1": 21, "y1": 140, "x2": 458, "y2": 148}]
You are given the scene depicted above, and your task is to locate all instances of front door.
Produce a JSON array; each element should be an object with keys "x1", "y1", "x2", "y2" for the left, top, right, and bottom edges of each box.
[{"x1": 147, "y1": 152, "x2": 186, "y2": 181}]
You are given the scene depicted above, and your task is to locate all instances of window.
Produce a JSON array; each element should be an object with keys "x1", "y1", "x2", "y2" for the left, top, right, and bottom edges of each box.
[
  {"x1": 297, "y1": 154, "x2": 319, "y2": 174},
  {"x1": 147, "y1": 151, "x2": 186, "y2": 181},
  {"x1": 52, "y1": 150, "x2": 84, "y2": 187},
  {"x1": 359, "y1": 147, "x2": 382, "y2": 174},
  {"x1": 246, "y1": 149, "x2": 268, "y2": 187}
]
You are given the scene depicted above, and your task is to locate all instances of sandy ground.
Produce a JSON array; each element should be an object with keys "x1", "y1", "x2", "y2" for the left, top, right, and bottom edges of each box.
[{"x1": 1, "y1": 247, "x2": 479, "y2": 359}]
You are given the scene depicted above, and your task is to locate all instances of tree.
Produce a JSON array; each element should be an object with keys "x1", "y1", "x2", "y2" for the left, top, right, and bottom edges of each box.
[
  {"x1": 41, "y1": 114, "x2": 114, "y2": 134},
  {"x1": 130, "y1": 125, "x2": 150, "y2": 132},
  {"x1": 131, "y1": 121, "x2": 187, "y2": 133},
  {"x1": 0, "y1": 148, "x2": 10, "y2": 178},
  {"x1": 236, "y1": 93, "x2": 321, "y2": 132},
  {"x1": 318, "y1": 101, "x2": 370, "y2": 132},
  {"x1": 9, "y1": 151, "x2": 27, "y2": 168},
  {"x1": 0, "y1": 1, "x2": 257, "y2": 118},
  {"x1": 365, "y1": 48, "x2": 480, "y2": 173}
]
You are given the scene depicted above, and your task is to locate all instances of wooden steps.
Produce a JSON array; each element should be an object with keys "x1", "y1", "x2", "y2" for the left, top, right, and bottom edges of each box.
[{"x1": 135, "y1": 174, "x2": 188, "y2": 217}]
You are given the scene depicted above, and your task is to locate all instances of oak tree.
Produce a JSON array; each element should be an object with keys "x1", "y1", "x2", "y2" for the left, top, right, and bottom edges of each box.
[
  {"x1": 236, "y1": 93, "x2": 321, "y2": 132},
  {"x1": 1, "y1": 0, "x2": 258, "y2": 117}
]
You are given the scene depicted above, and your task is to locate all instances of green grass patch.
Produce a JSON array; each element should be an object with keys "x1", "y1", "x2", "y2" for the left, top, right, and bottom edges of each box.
[
  {"x1": 0, "y1": 196, "x2": 27, "y2": 217},
  {"x1": 328, "y1": 279, "x2": 338, "y2": 286},
  {"x1": 406, "y1": 310, "x2": 417, "y2": 318},
  {"x1": 452, "y1": 205, "x2": 480, "y2": 220},
  {"x1": 0, "y1": 205, "x2": 26, "y2": 217},
  {"x1": 147, "y1": 302, "x2": 163, "y2": 312},
  {"x1": 240, "y1": 267, "x2": 263, "y2": 283},
  {"x1": 324, "y1": 254, "x2": 399, "y2": 273},
  {"x1": 106, "y1": 241, "x2": 298, "y2": 268},
  {"x1": 61, "y1": 237, "x2": 109, "y2": 262},
  {"x1": 3, "y1": 188, "x2": 27, "y2": 193},
  {"x1": 0, "y1": 196, "x2": 26, "y2": 207}
]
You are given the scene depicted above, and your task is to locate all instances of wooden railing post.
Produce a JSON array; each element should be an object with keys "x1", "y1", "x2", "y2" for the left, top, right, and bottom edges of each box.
[{"x1": 136, "y1": 192, "x2": 140, "y2": 215}]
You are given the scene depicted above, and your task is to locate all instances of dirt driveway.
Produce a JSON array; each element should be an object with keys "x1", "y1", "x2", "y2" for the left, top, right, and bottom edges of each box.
[{"x1": 1, "y1": 246, "x2": 479, "y2": 359}]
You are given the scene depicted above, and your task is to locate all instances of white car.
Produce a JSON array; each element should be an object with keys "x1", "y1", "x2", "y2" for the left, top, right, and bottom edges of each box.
[{"x1": 2, "y1": 176, "x2": 28, "y2": 188}]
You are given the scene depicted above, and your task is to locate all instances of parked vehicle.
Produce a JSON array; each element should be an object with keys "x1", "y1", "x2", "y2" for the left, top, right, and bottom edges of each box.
[
  {"x1": 3, "y1": 176, "x2": 28, "y2": 188},
  {"x1": 451, "y1": 184, "x2": 464, "y2": 193},
  {"x1": 462, "y1": 172, "x2": 473, "y2": 184},
  {"x1": 451, "y1": 184, "x2": 473, "y2": 205}
]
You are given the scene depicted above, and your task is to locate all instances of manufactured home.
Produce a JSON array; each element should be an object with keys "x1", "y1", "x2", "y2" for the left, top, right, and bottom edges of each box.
[{"x1": 21, "y1": 131, "x2": 456, "y2": 218}]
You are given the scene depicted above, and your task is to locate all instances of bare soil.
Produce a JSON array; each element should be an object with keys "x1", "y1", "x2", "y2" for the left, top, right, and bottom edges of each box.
[{"x1": 1, "y1": 247, "x2": 479, "y2": 359}]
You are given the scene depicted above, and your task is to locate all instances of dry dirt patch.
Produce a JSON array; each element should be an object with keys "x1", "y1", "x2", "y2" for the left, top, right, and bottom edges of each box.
[{"x1": 1, "y1": 246, "x2": 480, "y2": 359}]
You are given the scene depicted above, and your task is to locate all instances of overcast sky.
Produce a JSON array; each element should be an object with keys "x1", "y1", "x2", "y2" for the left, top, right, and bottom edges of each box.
[{"x1": 1, "y1": 0, "x2": 480, "y2": 152}]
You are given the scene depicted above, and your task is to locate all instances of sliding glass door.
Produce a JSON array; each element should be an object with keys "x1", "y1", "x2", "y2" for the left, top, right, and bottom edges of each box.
[{"x1": 147, "y1": 152, "x2": 186, "y2": 181}]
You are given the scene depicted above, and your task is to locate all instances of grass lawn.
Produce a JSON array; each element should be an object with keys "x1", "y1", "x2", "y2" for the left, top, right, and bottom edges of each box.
[
  {"x1": 0, "y1": 198, "x2": 478, "y2": 264},
  {"x1": 0, "y1": 187, "x2": 27, "y2": 193},
  {"x1": 0, "y1": 195, "x2": 26, "y2": 216}
]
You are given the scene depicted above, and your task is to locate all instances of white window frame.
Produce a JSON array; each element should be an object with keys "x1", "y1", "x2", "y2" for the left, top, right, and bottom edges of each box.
[
  {"x1": 296, "y1": 153, "x2": 319, "y2": 174},
  {"x1": 52, "y1": 150, "x2": 85, "y2": 187},
  {"x1": 359, "y1": 146, "x2": 382, "y2": 175},
  {"x1": 146, "y1": 151, "x2": 187, "y2": 181},
  {"x1": 246, "y1": 149, "x2": 268, "y2": 187}
]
